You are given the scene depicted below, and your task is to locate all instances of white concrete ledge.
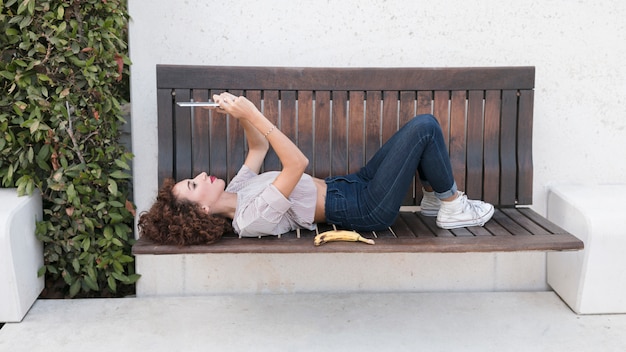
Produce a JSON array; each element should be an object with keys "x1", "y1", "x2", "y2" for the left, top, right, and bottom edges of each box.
[
  {"x1": 0, "y1": 189, "x2": 43, "y2": 323},
  {"x1": 548, "y1": 184, "x2": 626, "y2": 314}
]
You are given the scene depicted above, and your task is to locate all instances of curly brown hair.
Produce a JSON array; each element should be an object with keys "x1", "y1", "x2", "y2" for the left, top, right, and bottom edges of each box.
[{"x1": 138, "y1": 178, "x2": 233, "y2": 245}]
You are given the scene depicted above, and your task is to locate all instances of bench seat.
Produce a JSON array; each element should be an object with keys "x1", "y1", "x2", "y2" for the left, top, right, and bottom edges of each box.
[{"x1": 133, "y1": 208, "x2": 581, "y2": 255}]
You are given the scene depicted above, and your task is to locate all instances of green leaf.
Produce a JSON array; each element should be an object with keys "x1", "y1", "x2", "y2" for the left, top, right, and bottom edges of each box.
[
  {"x1": 69, "y1": 279, "x2": 81, "y2": 297},
  {"x1": 16, "y1": 175, "x2": 32, "y2": 196},
  {"x1": 72, "y1": 258, "x2": 80, "y2": 273},
  {"x1": 114, "y1": 159, "x2": 130, "y2": 170},
  {"x1": 87, "y1": 266, "x2": 97, "y2": 281},
  {"x1": 108, "y1": 200, "x2": 123, "y2": 207},
  {"x1": 14, "y1": 59, "x2": 27, "y2": 67},
  {"x1": 57, "y1": 5, "x2": 65, "y2": 20},
  {"x1": 114, "y1": 224, "x2": 129, "y2": 240},
  {"x1": 84, "y1": 275, "x2": 99, "y2": 291},
  {"x1": 62, "y1": 270, "x2": 73, "y2": 285},
  {"x1": 56, "y1": 21, "x2": 67, "y2": 36},
  {"x1": 107, "y1": 275, "x2": 117, "y2": 293},
  {"x1": 29, "y1": 120, "x2": 39, "y2": 134},
  {"x1": 103, "y1": 226, "x2": 113, "y2": 240},
  {"x1": 82, "y1": 237, "x2": 90, "y2": 252},
  {"x1": 107, "y1": 179, "x2": 118, "y2": 196},
  {"x1": 0, "y1": 70, "x2": 16, "y2": 80},
  {"x1": 13, "y1": 101, "x2": 27, "y2": 116},
  {"x1": 18, "y1": 15, "x2": 32, "y2": 29},
  {"x1": 111, "y1": 271, "x2": 128, "y2": 282},
  {"x1": 37, "y1": 266, "x2": 47, "y2": 278},
  {"x1": 84, "y1": 217, "x2": 95, "y2": 231},
  {"x1": 127, "y1": 274, "x2": 141, "y2": 284},
  {"x1": 37, "y1": 73, "x2": 51, "y2": 82},
  {"x1": 112, "y1": 261, "x2": 123, "y2": 273},
  {"x1": 109, "y1": 170, "x2": 131, "y2": 179},
  {"x1": 17, "y1": 0, "x2": 30, "y2": 15},
  {"x1": 5, "y1": 28, "x2": 19, "y2": 36},
  {"x1": 67, "y1": 183, "x2": 77, "y2": 203},
  {"x1": 109, "y1": 212, "x2": 124, "y2": 223},
  {"x1": 118, "y1": 254, "x2": 134, "y2": 263},
  {"x1": 47, "y1": 265, "x2": 59, "y2": 275}
]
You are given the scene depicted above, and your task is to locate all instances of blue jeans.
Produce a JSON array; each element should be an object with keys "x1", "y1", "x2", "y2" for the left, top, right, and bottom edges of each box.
[{"x1": 325, "y1": 114, "x2": 457, "y2": 231}]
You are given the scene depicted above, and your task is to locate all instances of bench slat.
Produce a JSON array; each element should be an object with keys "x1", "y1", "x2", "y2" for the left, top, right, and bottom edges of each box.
[
  {"x1": 491, "y1": 210, "x2": 533, "y2": 236},
  {"x1": 449, "y1": 90, "x2": 467, "y2": 197},
  {"x1": 262, "y1": 90, "x2": 281, "y2": 171},
  {"x1": 365, "y1": 91, "x2": 383, "y2": 163},
  {"x1": 332, "y1": 91, "x2": 349, "y2": 176},
  {"x1": 191, "y1": 89, "x2": 211, "y2": 177},
  {"x1": 157, "y1": 66, "x2": 536, "y2": 91},
  {"x1": 466, "y1": 90, "x2": 485, "y2": 199},
  {"x1": 281, "y1": 91, "x2": 297, "y2": 150},
  {"x1": 500, "y1": 90, "x2": 519, "y2": 205},
  {"x1": 400, "y1": 91, "x2": 417, "y2": 204},
  {"x1": 517, "y1": 89, "x2": 535, "y2": 205},
  {"x1": 209, "y1": 90, "x2": 230, "y2": 180},
  {"x1": 315, "y1": 91, "x2": 332, "y2": 178},
  {"x1": 228, "y1": 89, "x2": 246, "y2": 179},
  {"x1": 297, "y1": 91, "x2": 315, "y2": 176},
  {"x1": 449, "y1": 226, "x2": 476, "y2": 238},
  {"x1": 349, "y1": 91, "x2": 366, "y2": 174},
  {"x1": 434, "y1": 91, "x2": 451, "y2": 146},
  {"x1": 483, "y1": 90, "x2": 502, "y2": 205},
  {"x1": 157, "y1": 88, "x2": 174, "y2": 183},
  {"x1": 174, "y1": 89, "x2": 193, "y2": 180},
  {"x1": 465, "y1": 224, "x2": 494, "y2": 237},
  {"x1": 500, "y1": 207, "x2": 550, "y2": 236}
]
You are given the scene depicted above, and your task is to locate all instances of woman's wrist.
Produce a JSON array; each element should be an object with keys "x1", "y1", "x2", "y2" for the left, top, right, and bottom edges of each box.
[
  {"x1": 263, "y1": 125, "x2": 277, "y2": 138},
  {"x1": 246, "y1": 110, "x2": 274, "y2": 134}
]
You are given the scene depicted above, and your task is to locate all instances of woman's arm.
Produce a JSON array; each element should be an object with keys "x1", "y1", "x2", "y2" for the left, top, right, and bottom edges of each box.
[
  {"x1": 239, "y1": 118, "x2": 269, "y2": 174},
  {"x1": 214, "y1": 93, "x2": 309, "y2": 198}
]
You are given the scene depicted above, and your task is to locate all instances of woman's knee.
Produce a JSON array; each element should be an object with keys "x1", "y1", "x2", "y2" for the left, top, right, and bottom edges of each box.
[
  {"x1": 411, "y1": 114, "x2": 439, "y2": 127},
  {"x1": 403, "y1": 114, "x2": 441, "y2": 136}
]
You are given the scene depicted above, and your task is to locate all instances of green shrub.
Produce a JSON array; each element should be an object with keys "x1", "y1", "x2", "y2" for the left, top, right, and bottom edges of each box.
[{"x1": 0, "y1": 0, "x2": 137, "y2": 297}]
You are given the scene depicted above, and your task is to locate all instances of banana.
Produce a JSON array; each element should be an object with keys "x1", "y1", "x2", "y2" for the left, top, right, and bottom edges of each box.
[{"x1": 314, "y1": 230, "x2": 375, "y2": 246}]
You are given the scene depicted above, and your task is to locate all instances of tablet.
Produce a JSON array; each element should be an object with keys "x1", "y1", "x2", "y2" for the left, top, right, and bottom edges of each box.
[{"x1": 176, "y1": 101, "x2": 219, "y2": 107}]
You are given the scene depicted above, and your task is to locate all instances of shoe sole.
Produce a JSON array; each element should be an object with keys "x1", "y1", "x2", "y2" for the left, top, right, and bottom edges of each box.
[
  {"x1": 420, "y1": 208, "x2": 439, "y2": 217},
  {"x1": 436, "y1": 206, "x2": 495, "y2": 229}
]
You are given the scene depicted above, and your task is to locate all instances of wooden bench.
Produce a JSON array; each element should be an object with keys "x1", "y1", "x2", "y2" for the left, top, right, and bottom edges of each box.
[{"x1": 133, "y1": 65, "x2": 583, "y2": 255}]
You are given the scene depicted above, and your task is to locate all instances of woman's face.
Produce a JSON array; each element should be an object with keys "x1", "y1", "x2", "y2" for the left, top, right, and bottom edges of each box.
[{"x1": 172, "y1": 172, "x2": 225, "y2": 210}]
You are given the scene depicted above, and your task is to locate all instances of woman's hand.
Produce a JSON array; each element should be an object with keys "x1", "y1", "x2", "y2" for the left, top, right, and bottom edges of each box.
[
  {"x1": 212, "y1": 92, "x2": 260, "y2": 121},
  {"x1": 212, "y1": 92, "x2": 308, "y2": 198}
]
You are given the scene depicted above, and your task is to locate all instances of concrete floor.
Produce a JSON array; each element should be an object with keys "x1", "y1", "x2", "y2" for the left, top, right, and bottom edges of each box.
[{"x1": 1, "y1": 291, "x2": 626, "y2": 352}]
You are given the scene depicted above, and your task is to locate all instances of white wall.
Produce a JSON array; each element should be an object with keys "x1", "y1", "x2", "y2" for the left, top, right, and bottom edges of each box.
[{"x1": 128, "y1": 0, "x2": 626, "y2": 221}]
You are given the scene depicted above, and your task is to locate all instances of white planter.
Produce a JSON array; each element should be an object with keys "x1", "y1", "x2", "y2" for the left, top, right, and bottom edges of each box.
[{"x1": 0, "y1": 188, "x2": 44, "y2": 323}]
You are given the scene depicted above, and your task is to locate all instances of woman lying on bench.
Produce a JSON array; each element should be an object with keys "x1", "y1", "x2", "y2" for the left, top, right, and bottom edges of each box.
[{"x1": 138, "y1": 92, "x2": 494, "y2": 245}]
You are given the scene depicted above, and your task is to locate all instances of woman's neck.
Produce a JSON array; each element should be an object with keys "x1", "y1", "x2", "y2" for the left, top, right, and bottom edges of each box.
[{"x1": 213, "y1": 192, "x2": 238, "y2": 219}]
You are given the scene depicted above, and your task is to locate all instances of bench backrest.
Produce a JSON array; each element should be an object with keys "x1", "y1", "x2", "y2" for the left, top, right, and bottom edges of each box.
[{"x1": 156, "y1": 65, "x2": 535, "y2": 207}]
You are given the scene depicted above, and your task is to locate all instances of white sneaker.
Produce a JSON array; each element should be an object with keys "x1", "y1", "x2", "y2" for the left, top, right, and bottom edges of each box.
[
  {"x1": 436, "y1": 192, "x2": 494, "y2": 229},
  {"x1": 420, "y1": 189, "x2": 440, "y2": 216}
]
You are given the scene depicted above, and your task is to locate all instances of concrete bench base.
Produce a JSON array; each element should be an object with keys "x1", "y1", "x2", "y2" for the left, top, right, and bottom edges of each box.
[{"x1": 135, "y1": 251, "x2": 548, "y2": 296}]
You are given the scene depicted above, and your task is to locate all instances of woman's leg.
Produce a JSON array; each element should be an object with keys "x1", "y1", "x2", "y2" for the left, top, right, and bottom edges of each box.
[
  {"x1": 355, "y1": 114, "x2": 457, "y2": 227},
  {"x1": 325, "y1": 114, "x2": 494, "y2": 230}
]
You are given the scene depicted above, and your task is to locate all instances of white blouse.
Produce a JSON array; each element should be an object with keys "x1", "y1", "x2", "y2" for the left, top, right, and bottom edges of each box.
[{"x1": 226, "y1": 165, "x2": 318, "y2": 237}]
